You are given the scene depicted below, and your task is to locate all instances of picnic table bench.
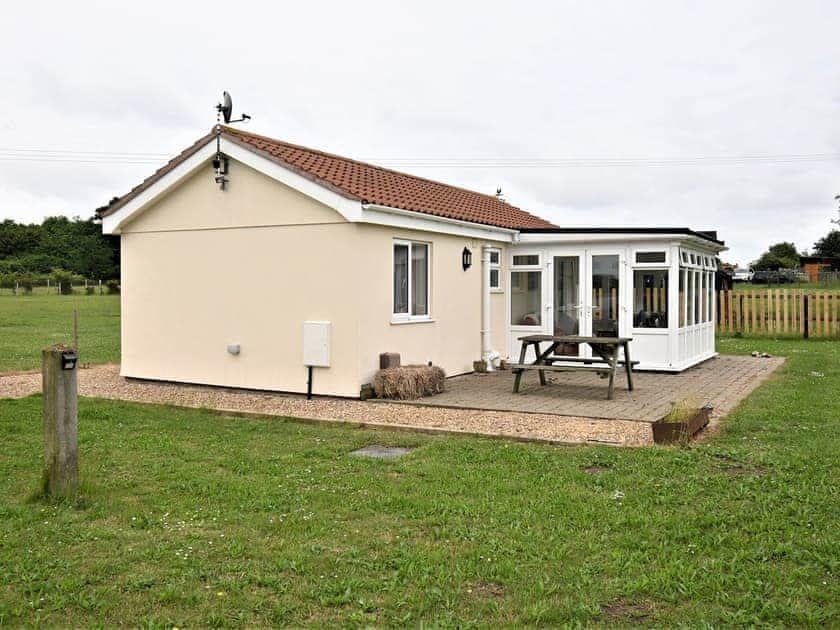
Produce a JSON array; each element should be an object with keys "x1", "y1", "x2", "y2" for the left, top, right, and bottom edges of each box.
[{"x1": 509, "y1": 334, "x2": 636, "y2": 400}]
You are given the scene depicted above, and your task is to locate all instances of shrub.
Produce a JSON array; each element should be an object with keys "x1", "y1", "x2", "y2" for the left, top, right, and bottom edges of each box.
[
  {"x1": 662, "y1": 395, "x2": 703, "y2": 423},
  {"x1": 372, "y1": 365, "x2": 446, "y2": 400},
  {"x1": 51, "y1": 269, "x2": 75, "y2": 295},
  {"x1": 85, "y1": 286, "x2": 95, "y2": 295},
  {"x1": 105, "y1": 279, "x2": 120, "y2": 294},
  {"x1": 17, "y1": 274, "x2": 35, "y2": 293}
]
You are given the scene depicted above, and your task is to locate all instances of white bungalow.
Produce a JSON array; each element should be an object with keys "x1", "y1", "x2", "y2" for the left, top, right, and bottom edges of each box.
[{"x1": 101, "y1": 125, "x2": 726, "y2": 397}]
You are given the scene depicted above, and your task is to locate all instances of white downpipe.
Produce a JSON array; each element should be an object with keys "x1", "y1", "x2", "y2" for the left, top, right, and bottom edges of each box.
[{"x1": 481, "y1": 246, "x2": 498, "y2": 370}]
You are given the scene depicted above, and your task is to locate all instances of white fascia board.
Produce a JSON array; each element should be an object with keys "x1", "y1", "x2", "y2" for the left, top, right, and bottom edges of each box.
[
  {"x1": 516, "y1": 231, "x2": 726, "y2": 252},
  {"x1": 102, "y1": 142, "x2": 218, "y2": 234},
  {"x1": 219, "y1": 139, "x2": 363, "y2": 222},
  {"x1": 361, "y1": 203, "x2": 516, "y2": 243},
  {"x1": 103, "y1": 134, "x2": 523, "y2": 243},
  {"x1": 101, "y1": 137, "x2": 364, "y2": 235}
]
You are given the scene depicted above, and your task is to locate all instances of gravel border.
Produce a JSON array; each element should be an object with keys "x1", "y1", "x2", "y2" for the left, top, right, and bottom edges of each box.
[{"x1": 1, "y1": 365, "x2": 654, "y2": 447}]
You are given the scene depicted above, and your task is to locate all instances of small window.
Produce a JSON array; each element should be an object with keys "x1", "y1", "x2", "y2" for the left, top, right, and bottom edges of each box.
[
  {"x1": 489, "y1": 248, "x2": 501, "y2": 291},
  {"x1": 635, "y1": 251, "x2": 666, "y2": 264},
  {"x1": 393, "y1": 240, "x2": 430, "y2": 320},
  {"x1": 513, "y1": 254, "x2": 539, "y2": 266}
]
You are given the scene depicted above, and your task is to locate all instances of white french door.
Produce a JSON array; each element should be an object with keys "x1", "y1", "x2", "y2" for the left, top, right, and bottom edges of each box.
[
  {"x1": 548, "y1": 252, "x2": 585, "y2": 357},
  {"x1": 586, "y1": 251, "x2": 625, "y2": 339},
  {"x1": 508, "y1": 248, "x2": 627, "y2": 362}
]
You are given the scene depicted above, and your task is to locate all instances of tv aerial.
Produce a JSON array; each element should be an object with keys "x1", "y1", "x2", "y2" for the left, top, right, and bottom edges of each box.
[{"x1": 213, "y1": 91, "x2": 252, "y2": 190}]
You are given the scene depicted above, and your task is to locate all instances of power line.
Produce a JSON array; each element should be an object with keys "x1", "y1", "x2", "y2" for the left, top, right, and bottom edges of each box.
[
  {"x1": 0, "y1": 147, "x2": 838, "y2": 168},
  {"x1": 0, "y1": 148, "x2": 171, "y2": 157},
  {"x1": 364, "y1": 153, "x2": 840, "y2": 168}
]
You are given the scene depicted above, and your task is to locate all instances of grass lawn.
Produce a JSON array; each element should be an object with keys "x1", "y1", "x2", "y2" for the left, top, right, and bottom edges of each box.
[
  {"x1": 732, "y1": 281, "x2": 840, "y2": 292},
  {"x1": 1, "y1": 338, "x2": 837, "y2": 626},
  {"x1": 0, "y1": 294, "x2": 120, "y2": 372}
]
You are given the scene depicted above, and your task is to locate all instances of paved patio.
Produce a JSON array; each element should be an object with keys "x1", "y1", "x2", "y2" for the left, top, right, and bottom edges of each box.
[{"x1": 390, "y1": 354, "x2": 785, "y2": 424}]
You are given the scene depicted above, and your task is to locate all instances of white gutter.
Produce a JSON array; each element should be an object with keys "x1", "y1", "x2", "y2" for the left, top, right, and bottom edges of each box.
[
  {"x1": 360, "y1": 203, "x2": 519, "y2": 242},
  {"x1": 516, "y1": 231, "x2": 726, "y2": 253}
]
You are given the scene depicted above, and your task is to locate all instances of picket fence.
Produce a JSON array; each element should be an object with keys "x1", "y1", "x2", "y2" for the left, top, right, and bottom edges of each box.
[{"x1": 717, "y1": 290, "x2": 840, "y2": 337}]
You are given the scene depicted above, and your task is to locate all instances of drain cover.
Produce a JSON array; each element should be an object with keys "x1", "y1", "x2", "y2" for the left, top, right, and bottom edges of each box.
[{"x1": 350, "y1": 445, "x2": 413, "y2": 459}]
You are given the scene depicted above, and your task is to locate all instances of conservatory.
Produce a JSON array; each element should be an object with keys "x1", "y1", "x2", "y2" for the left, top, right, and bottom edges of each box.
[{"x1": 506, "y1": 228, "x2": 726, "y2": 371}]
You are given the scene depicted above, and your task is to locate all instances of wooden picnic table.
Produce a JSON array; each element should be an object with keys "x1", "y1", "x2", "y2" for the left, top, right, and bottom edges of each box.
[{"x1": 510, "y1": 334, "x2": 635, "y2": 400}]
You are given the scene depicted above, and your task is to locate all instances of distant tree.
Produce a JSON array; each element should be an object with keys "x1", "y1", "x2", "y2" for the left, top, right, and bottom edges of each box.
[
  {"x1": 0, "y1": 220, "x2": 40, "y2": 258},
  {"x1": 813, "y1": 230, "x2": 840, "y2": 258},
  {"x1": 0, "y1": 215, "x2": 119, "y2": 280},
  {"x1": 751, "y1": 242, "x2": 800, "y2": 271}
]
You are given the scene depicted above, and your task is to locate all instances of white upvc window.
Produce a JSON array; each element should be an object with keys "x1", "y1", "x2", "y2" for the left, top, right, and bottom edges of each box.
[
  {"x1": 489, "y1": 248, "x2": 502, "y2": 292},
  {"x1": 393, "y1": 240, "x2": 431, "y2": 322}
]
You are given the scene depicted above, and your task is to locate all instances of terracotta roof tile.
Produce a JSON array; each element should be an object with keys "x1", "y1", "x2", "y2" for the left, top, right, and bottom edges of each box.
[{"x1": 104, "y1": 126, "x2": 557, "y2": 231}]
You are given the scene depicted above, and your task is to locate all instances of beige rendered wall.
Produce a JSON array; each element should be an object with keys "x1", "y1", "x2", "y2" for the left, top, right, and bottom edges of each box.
[
  {"x1": 119, "y1": 158, "x2": 509, "y2": 396},
  {"x1": 353, "y1": 226, "x2": 508, "y2": 386},
  {"x1": 120, "y1": 160, "x2": 363, "y2": 397},
  {"x1": 125, "y1": 160, "x2": 344, "y2": 232}
]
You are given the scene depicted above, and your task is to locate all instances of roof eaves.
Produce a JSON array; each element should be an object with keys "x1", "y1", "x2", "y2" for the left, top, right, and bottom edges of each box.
[
  {"x1": 99, "y1": 129, "x2": 218, "y2": 217},
  {"x1": 219, "y1": 129, "x2": 363, "y2": 203},
  {"x1": 518, "y1": 226, "x2": 725, "y2": 246}
]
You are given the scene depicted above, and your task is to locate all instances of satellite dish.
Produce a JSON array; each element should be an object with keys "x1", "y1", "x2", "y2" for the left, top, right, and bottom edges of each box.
[
  {"x1": 219, "y1": 91, "x2": 233, "y2": 124},
  {"x1": 215, "y1": 91, "x2": 250, "y2": 125}
]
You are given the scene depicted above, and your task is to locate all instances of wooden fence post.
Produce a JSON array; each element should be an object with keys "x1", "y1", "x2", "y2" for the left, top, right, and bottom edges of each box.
[
  {"x1": 42, "y1": 345, "x2": 79, "y2": 498},
  {"x1": 803, "y1": 294, "x2": 809, "y2": 339}
]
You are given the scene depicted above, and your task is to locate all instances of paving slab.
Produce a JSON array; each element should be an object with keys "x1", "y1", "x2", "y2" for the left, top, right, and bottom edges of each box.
[
  {"x1": 390, "y1": 355, "x2": 785, "y2": 425},
  {"x1": 350, "y1": 445, "x2": 414, "y2": 459}
]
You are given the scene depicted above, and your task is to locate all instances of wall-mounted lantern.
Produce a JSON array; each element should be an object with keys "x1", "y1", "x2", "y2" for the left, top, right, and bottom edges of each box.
[
  {"x1": 60, "y1": 350, "x2": 78, "y2": 371},
  {"x1": 462, "y1": 247, "x2": 473, "y2": 271}
]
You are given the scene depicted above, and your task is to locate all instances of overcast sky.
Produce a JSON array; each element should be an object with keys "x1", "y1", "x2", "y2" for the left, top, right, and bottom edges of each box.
[{"x1": 2, "y1": 0, "x2": 839, "y2": 265}]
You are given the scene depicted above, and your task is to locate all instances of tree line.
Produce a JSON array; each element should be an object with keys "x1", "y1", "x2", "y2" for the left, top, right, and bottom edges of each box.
[
  {"x1": 751, "y1": 229, "x2": 840, "y2": 271},
  {"x1": 0, "y1": 216, "x2": 120, "y2": 284}
]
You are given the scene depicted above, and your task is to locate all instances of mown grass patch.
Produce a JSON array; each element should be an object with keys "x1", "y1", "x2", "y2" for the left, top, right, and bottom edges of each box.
[
  {"x1": 0, "y1": 338, "x2": 837, "y2": 626},
  {"x1": 0, "y1": 294, "x2": 119, "y2": 372}
]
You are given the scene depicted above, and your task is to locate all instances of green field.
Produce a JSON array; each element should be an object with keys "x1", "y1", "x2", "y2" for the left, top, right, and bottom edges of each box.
[
  {"x1": 732, "y1": 281, "x2": 840, "y2": 292},
  {"x1": 0, "y1": 294, "x2": 120, "y2": 372},
  {"x1": 1, "y1": 337, "x2": 838, "y2": 627}
]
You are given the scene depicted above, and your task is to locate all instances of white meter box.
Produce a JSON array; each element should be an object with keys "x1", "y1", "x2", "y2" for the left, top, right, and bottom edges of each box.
[{"x1": 302, "y1": 321, "x2": 331, "y2": 367}]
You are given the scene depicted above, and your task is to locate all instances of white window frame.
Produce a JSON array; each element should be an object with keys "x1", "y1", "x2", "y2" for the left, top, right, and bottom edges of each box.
[
  {"x1": 632, "y1": 249, "x2": 669, "y2": 268},
  {"x1": 489, "y1": 248, "x2": 502, "y2": 293},
  {"x1": 392, "y1": 239, "x2": 432, "y2": 323},
  {"x1": 631, "y1": 267, "x2": 670, "y2": 330},
  {"x1": 512, "y1": 253, "x2": 541, "y2": 268}
]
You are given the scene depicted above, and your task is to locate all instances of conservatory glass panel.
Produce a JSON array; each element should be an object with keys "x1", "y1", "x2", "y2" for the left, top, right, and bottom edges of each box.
[
  {"x1": 633, "y1": 270, "x2": 668, "y2": 328},
  {"x1": 511, "y1": 271, "x2": 541, "y2": 326}
]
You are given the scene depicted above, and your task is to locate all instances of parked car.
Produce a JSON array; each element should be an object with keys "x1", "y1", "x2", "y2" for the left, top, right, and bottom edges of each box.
[
  {"x1": 733, "y1": 269, "x2": 753, "y2": 282},
  {"x1": 752, "y1": 269, "x2": 804, "y2": 284}
]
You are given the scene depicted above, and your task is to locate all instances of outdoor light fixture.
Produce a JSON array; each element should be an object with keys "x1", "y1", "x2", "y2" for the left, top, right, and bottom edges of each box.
[
  {"x1": 462, "y1": 247, "x2": 473, "y2": 271},
  {"x1": 60, "y1": 350, "x2": 78, "y2": 371}
]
